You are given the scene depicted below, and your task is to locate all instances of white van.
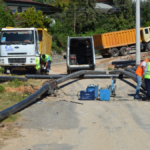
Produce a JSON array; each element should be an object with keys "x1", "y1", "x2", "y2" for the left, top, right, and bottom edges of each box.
[{"x1": 66, "y1": 36, "x2": 96, "y2": 74}]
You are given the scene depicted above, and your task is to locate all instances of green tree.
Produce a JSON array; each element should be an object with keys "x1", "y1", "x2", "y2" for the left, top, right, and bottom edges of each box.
[
  {"x1": 14, "y1": 7, "x2": 51, "y2": 28},
  {"x1": 0, "y1": 0, "x2": 15, "y2": 29},
  {"x1": 55, "y1": 0, "x2": 98, "y2": 34}
]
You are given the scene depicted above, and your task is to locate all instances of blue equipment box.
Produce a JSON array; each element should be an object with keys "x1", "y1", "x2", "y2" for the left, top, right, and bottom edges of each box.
[
  {"x1": 100, "y1": 89, "x2": 110, "y2": 101},
  {"x1": 80, "y1": 91, "x2": 95, "y2": 100},
  {"x1": 86, "y1": 85, "x2": 98, "y2": 98}
]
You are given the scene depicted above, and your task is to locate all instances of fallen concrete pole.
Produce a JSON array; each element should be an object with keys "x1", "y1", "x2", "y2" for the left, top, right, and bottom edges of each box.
[
  {"x1": 112, "y1": 60, "x2": 143, "y2": 65},
  {"x1": 25, "y1": 71, "x2": 107, "y2": 79},
  {"x1": 125, "y1": 68, "x2": 136, "y2": 74},
  {"x1": 0, "y1": 76, "x2": 28, "y2": 82},
  {"x1": 0, "y1": 70, "x2": 106, "y2": 122},
  {"x1": 112, "y1": 60, "x2": 136, "y2": 65},
  {"x1": 115, "y1": 63, "x2": 135, "y2": 69},
  {"x1": 25, "y1": 74, "x2": 127, "y2": 79}
]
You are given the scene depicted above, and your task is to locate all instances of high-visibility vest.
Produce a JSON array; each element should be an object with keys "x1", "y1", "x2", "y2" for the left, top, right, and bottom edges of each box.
[
  {"x1": 41, "y1": 54, "x2": 52, "y2": 63},
  {"x1": 136, "y1": 59, "x2": 149, "y2": 77},
  {"x1": 36, "y1": 57, "x2": 40, "y2": 70},
  {"x1": 144, "y1": 62, "x2": 150, "y2": 79}
]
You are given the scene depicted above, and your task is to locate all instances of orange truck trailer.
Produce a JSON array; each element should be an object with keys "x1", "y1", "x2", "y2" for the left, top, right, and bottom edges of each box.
[{"x1": 93, "y1": 27, "x2": 150, "y2": 57}]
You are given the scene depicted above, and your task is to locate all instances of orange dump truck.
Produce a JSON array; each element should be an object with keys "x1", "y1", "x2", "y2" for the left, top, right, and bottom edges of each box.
[{"x1": 93, "y1": 27, "x2": 150, "y2": 57}]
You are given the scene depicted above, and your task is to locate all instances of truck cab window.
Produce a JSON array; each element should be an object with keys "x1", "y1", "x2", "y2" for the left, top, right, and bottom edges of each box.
[
  {"x1": 145, "y1": 29, "x2": 149, "y2": 34},
  {"x1": 0, "y1": 30, "x2": 34, "y2": 44}
]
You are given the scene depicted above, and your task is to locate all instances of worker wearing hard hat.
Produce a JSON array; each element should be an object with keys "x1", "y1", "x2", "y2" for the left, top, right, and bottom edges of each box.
[
  {"x1": 135, "y1": 59, "x2": 149, "y2": 99},
  {"x1": 142, "y1": 60, "x2": 150, "y2": 100},
  {"x1": 41, "y1": 54, "x2": 52, "y2": 75}
]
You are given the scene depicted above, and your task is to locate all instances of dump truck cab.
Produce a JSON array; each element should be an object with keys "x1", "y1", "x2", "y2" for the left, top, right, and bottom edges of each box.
[{"x1": 0, "y1": 27, "x2": 52, "y2": 74}]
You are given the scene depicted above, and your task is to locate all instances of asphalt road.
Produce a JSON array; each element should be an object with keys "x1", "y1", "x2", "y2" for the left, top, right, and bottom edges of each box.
[
  {"x1": 2, "y1": 53, "x2": 150, "y2": 150},
  {"x1": 2, "y1": 79, "x2": 150, "y2": 150}
]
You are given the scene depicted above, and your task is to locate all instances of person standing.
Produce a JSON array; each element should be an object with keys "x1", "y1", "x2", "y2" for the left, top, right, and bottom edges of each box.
[
  {"x1": 143, "y1": 60, "x2": 150, "y2": 100},
  {"x1": 134, "y1": 59, "x2": 149, "y2": 99},
  {"x1": 41, "y1": 54, "x2": 52, "y2": 75}
]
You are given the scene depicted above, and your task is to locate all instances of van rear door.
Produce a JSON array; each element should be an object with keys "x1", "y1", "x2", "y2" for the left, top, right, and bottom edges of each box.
[
  {"x1": 91, "y1": 36, "x2": 96, "y2": 67},
  {"x1": 67, "y1": 36, "x2": 70, "y2": 68}
]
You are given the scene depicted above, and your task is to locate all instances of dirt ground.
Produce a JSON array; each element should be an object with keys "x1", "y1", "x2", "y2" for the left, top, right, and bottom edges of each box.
[{"x1": 1, "y1": 52, "x2": 150, "y2": 150}]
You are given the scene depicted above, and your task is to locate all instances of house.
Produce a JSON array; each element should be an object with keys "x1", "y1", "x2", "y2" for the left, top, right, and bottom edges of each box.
[
  {"x1": 95, "y1": 0, "x2": 115, "y2": 13},
  {"x1": 4, "y1": 0, "x2": 61, "y2": 14}
]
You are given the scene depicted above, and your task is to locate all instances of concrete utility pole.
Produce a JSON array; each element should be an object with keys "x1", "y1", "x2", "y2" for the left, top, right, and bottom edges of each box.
[{"x1": 136, "y1": 0, "x2": 141, "y2": 66}]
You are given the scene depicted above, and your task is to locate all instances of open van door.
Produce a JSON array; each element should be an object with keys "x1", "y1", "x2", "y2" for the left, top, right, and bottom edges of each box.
[
  {"x1": 91, "y1": 36, "x2": 96, "y2": 68},
  {"x1": 67, "y1": 36, "x2": 70, "y2": 71}
]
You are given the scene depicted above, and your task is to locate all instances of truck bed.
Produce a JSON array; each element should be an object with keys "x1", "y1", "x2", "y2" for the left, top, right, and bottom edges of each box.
[{"x1": 93, "y1": 28, "x2": 142, "y2": 50}]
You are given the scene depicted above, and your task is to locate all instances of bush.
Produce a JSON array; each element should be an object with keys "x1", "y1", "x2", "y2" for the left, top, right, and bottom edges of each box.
[
  {"x1": 14, "y1": 7, "x2": 51, "y2": 28},
  {"x1": 0, "y1": 85, "x2": 5, "y2": 93},
  {"x1": 0, "y1": 67, "x2": 5, "y2": 74},
  {"x1": 7, "y1": 78, "x2": 21, "y2": 88},
  {"x1": 0, "y1": 0, "x2": 15, "y2": 29}
]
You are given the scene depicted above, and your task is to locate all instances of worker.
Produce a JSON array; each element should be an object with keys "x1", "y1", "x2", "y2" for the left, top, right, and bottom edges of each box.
[
  {"x1": 134, "y1": 59, "x2": 149, "y2": 99},
  {"x1": 143, "y1": 60, "x2": 150, "y2": 100},
  {"x1": 41, "y1": 54, "x2": 52, "y2": 75}
]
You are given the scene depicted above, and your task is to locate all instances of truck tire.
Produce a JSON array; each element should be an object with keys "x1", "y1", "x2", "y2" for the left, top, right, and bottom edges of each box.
[
  {"x1": 119, "y1": 47, "x2": 127, "y2": 56},
  {"x1": 147, "y1": 42, "x2": 150, "y2": 51},
  {"x1": 110, "y1": 48, "x2": 119, "y2": 57}
]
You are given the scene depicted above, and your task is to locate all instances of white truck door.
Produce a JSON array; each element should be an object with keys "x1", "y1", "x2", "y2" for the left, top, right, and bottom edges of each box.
[
  {"x1": 91, "y1": 36, "x2": 96, "y2": 66},
  {"x1": 67, "y1": 36, "x2": 70, "y2": 68},
  {"x1": 35, "y1": 30, "x2": 39, "y2": 53}
]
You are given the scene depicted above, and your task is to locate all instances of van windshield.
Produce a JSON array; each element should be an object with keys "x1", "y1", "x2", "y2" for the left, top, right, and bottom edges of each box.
[{"x1": 0, "y1": 30, "x2": 34, "y2": 44}]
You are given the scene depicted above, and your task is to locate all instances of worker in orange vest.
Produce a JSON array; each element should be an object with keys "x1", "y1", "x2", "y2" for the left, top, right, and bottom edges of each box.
[{"x1": 135, "y1": 59, "x2": 149, "y2": 99}]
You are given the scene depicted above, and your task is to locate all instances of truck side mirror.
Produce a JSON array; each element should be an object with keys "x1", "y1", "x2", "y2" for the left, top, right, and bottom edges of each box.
[
  {"x1": 38, "y1": 35, "x2": 42, "y2": 41},
  {"x1": 63, "y1": 55, "x2": 66, "y2": 59}
]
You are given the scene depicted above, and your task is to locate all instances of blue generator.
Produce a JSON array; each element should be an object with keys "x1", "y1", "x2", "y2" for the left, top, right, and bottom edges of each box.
[
  {"x1": 100, "y1": 89, "x2": 110, "y2": 101},
  {"x1": 86, "y1": 85, "x2": 99, "y2": 98}
]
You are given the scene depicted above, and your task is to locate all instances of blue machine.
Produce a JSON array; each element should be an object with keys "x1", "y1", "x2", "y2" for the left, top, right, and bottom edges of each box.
[
  {"x1": 107, "y1": 78, "x2": 117, "y2": 97},
  {"x1": 80, "y1": 91, "x2": 95, "y2": 100},
  {"x1": 86, "y1": 85, "x2": 98, "y2": 98},
  {"x1": 79, "y1": 85, "x2": 98, "y2": 100},
  {"x1": 100, "y1": 78, "x2": 117, "y2": 101},
  {"x1": 100, "y1": 89, "x2": 111, "y2": 101}
]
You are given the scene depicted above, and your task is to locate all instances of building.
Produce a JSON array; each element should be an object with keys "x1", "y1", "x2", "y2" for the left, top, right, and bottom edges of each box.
[
  {"x1": 4, "y1": 0, "x2": 61, "y2": 14},
  {"x1": 95, "y1": 0, "x2": 115, "y2": 13}
]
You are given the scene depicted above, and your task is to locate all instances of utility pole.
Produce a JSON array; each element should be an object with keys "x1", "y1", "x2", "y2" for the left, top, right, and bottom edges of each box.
[{"x1": 136, "y1": 0, "x2": 140, "y2": 66}]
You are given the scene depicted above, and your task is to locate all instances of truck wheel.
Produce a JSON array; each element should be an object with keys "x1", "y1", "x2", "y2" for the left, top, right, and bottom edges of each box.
[
  {"x1": 147, "y1": 43, "x2": 150, "y2": 51},
  {"x1": 120, "y1": 47, "x2": 127, "y2": 56},
  {"x1": 110, "y1": 48, "x2": 119, "y2": 57}
]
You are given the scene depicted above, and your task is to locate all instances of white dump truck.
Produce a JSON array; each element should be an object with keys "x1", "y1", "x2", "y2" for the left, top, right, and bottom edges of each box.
[
  {"x1": 66, "y1": 36, "x2": 96, "y2": 74},
  {"x1": 0, "y1": 27, "x2": 52, "y2": 74}
]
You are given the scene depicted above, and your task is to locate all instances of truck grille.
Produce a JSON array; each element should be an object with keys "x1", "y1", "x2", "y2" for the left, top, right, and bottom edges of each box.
[
  {"x1": 8, "y1": 58, "x2": 26, "y2": 63},
  {"x1": 8, "y1": 53, "x2": 27, "y2": 55}
]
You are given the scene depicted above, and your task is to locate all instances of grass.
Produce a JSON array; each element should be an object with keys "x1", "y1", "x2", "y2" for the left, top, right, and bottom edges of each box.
[
  {"x1": 0, "y1": 78, "x2": 44, "y2": 149},
  {"x1": 0, "y1": 92, "x2": 30, "y2": 112},
  {"x1": 0, "y1": 67, "x2": 5, "y2": 75},
  {"x1": 108, "y1": 67, "x2": 113, "y2": 70}
]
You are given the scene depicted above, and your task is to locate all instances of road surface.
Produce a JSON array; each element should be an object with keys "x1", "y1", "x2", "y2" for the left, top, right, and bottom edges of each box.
[{"x1": 2, "y1": 54, "x2": 150, "y2": 150}]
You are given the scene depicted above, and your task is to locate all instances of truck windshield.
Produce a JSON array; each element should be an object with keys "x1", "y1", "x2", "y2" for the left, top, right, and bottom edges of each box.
[{"x1": 0, "y1": 30, "x2": 34, "y2": 44}]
